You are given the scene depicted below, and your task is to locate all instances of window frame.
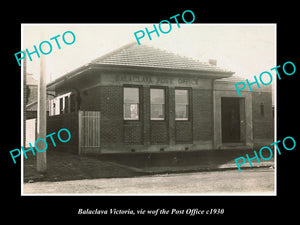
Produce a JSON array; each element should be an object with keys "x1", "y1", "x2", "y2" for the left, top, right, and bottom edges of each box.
[
  {"x1": 123, "y1": 86, "x2": 140, "y2": 121},
  {"x1": 150, "y1": 87, "x2": 166, "y2": 121},
  {"x1": 175, "y1": 88, "x2": 190, "y2": 121},
  {"x1": 48, "y1": 92, "x2": 72, "y2": 116},
  {"x1": 59, "y1": 97, "x2": 64, "y2": 114}
]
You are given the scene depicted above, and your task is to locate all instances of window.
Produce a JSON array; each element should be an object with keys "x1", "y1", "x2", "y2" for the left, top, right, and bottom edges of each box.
[
  {"x1": 124, "y1": 87, "x2": 139, "y2": 120},
  {"x1": 175, "y1": 89, "x2": 189, "y2": 120},
  {"x1": 150, "y1": 88, "x2": 165, "y2": 120},
  {"x1": 48, "y1": 92, "x2": 72, "y2": 116},
  {"x1": 52, "y1": 101, "x2": 56, "y2": 115},
  {"x1": 49, "y1": 99, "x2": 56, "y2": 116},
  {"x1": 59, "y1": 98, "x2": 64, "y2": 114}
]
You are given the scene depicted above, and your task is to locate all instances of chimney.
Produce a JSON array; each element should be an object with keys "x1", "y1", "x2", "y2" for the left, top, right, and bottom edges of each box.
[{"x1": 208, "y1": 59, "x2": 217, "y2": 66}]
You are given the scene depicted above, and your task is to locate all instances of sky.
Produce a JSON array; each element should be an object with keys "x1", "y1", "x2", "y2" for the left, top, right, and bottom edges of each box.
[{"x1": 22, "y1": 24, "x2": 276, "y2": 84}]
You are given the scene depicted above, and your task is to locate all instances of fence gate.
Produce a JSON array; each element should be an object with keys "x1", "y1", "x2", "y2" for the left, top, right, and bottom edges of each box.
[{"x1": 78, "y1": 111, "x2": 101, "y2": 154}]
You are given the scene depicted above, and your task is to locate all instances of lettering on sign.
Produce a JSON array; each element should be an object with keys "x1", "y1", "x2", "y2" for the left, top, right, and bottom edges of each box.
[{"x1": 115, "y1": 75, "x2": 199, "y2": 86}]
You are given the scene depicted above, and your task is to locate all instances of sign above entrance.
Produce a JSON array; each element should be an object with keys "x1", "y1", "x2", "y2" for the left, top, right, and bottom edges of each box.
[{"x1": 113, "y1": 74, "x2": 211, "y2": 88}]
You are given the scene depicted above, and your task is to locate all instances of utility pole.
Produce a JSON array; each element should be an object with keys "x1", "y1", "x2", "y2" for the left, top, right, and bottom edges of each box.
[{"x1": 36, "y1": 31, "x2": 47, "y2": 173}]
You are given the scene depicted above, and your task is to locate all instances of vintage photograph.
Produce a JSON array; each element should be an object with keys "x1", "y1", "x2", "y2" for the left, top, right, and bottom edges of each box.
[{"x1": 21, "y1": 24, "x2": 276, "y2": 195}]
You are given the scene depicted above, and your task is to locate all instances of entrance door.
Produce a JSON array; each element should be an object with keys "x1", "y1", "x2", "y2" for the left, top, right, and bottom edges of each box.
[{"x1": 221, "y1": 97, "x2": 243, "y2": 143}]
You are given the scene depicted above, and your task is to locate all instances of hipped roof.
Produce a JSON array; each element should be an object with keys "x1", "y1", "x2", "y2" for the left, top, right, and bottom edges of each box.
[
  {"x1": 47, "y1": 42, "x2": 234, "y2": 88},
  {"x1": 91, "y1": 42, "x2": 232, "y2": 73}
]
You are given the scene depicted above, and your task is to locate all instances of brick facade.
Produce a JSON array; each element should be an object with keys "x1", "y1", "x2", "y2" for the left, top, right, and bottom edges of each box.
[
  {"x1": 99, "y1": 86, "x2": 124, "y2": 146},
  {"x1": 193, "y1": 89, "x2": 213, "y2": 142},
  {"x1": 46, "y1": 44, "x2": 273, "y2": 154},
  {"x1": 48, "y1": 76, "x2": 274, "y2": 154},
  {"x1": 72, "y1": 82, "x2": 215, "y2": 153}
]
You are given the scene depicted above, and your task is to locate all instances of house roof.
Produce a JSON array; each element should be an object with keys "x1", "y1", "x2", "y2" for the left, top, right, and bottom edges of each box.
[
  {"x1": 91, "y1": 42, "x2": 233, "y2": 73},
  {"x1": 47, "y1": 42, "x2": 234, "y2": 89}
]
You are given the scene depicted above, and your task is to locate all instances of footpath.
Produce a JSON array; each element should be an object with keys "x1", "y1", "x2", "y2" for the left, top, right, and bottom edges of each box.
[
  {"x1": 96, "y1": 149, "x2": 274, "y2": 173},
  {"x1": 24, "y1": 149, "x2": 274, "y2": 183}
]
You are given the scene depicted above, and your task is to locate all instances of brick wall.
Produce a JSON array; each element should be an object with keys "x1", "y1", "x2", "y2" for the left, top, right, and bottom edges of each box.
[
  {"x1": 80, "y1": 86, "x2": 101, "y2": 111},
  {"x1": 173, "y1": 87, "x2": 193, "y2": 144},
  {"x1": 150, "y1": 122, "x2": 169, "y2": 144},
  {"x1": 175, "y1": 122, "x2": 193, "y2": 143},
  {"x1": 252, "y1": 91, "x2": 274, "y2": 140},
  {"x1": 77, "y1": 84, "x2": 214, "y2": 151},
  {"x1": 80, "y1": 85, "x2": 125, "y2": 146},
  {"x1": 99, "y1": 86, "x2": 124, "y2": 145},
  {"x1": 193, "y1": 89, "x2": 213, "y2": 141},
  {"x1": 124, "y1": 123, "x2": 143, "y2": 144},
  {"x1": 97, "y1": 86, "x2": 213, "y2": 148}
]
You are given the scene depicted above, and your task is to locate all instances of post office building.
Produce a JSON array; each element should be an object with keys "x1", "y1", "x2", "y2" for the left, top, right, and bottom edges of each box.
[{"x1": 47, "y1": 43, "x2": 274, "y2": 154}]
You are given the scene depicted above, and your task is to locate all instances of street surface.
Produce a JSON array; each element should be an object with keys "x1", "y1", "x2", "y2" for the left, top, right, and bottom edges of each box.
[{"x1": 23, "y1": 167, "x2": 275, "y2": 195}]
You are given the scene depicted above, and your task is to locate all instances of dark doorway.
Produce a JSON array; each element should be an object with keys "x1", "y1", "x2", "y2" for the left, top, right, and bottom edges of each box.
[{"x1": 221, "y1": 97, "x2": 242, "y2": 143}]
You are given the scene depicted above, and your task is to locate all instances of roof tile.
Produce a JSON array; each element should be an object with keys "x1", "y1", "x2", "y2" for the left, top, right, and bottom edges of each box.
[{"x1": 91, "y1": 43, "x2": 233, "y2": 73}]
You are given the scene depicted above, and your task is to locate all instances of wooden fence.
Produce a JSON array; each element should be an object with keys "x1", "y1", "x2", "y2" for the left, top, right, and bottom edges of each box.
[
  {"x1": 78, "y1": 111, "x2": 101, "y2": 154},
  {"x1": 45, "y1": 110, "x2": 101, "y2": 154}
]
